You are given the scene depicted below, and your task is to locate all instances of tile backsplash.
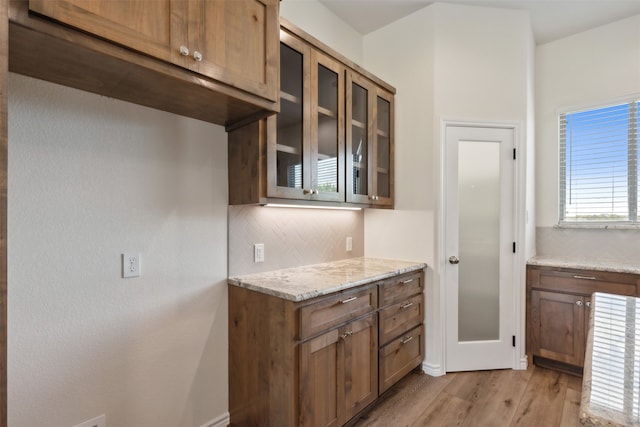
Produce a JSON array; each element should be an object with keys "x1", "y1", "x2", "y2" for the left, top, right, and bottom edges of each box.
[
  {"x1": 536, "y1": 226, "x2": 640, "y2": 264},
  {"x1": 228, "y1": 205, "x2": 364, "y2": 276}
]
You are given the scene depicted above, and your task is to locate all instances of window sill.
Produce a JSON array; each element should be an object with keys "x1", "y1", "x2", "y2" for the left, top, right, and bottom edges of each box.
[{"x1": 555, "y1": 223, "x2": 640, "y2": 230}]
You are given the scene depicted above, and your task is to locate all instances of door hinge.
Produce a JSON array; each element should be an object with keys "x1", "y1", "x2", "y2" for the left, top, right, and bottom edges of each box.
[
  {"x1": 513, "y1": 148, "x2": 516, "y2": 160},
  {"x1": 512, "y1": 242, "x2": 516, "y2": 253},
  {"x1": 512, "y1": 335, "x2": 516, "y2": 347}
]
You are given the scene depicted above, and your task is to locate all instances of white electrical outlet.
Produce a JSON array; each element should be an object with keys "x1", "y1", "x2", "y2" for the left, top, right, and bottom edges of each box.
[
  {"x1": 254, "y1": 243, "x2": 265, "y2": 263},
  {"x1": 73, "y1": 414, "x2": 106, "y2": 427},
  {"x1": 122, "y1": 252, "x2": 141, "y2": 278},
  {"x1": 346, "y1": 237, "x2": 353, "y2": 252}
]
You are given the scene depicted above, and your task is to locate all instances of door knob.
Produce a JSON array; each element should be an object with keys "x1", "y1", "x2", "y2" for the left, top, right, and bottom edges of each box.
[{"x1": 449, "y1": 256, "x2": 460, "y2": 264}]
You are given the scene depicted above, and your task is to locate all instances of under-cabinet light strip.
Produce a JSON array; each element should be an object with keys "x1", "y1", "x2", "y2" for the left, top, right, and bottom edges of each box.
[{"x1": 263, "y1": 203, "x2": 362, "y2": 211}]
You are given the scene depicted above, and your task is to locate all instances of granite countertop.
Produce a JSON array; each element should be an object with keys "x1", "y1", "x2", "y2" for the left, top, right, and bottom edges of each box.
[
  {"x1": 528, "y1": 256, "x2": 640, "y2": 275},
  {"x1": 580, "y1": 292, "x2": 640, "y2": 427},
  {"x1": 227, "y1": 257, "x2": 427, "y2": 302}
]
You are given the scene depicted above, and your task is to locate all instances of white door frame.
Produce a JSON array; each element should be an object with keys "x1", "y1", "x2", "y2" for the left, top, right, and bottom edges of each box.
[{"x1": 438, "y1": 119, "x2": 527, "y2": 374}]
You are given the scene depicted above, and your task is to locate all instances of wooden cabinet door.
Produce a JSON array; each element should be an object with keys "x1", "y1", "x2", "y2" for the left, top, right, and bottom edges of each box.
[
  {"x1": 28, "y1": 0, "x2": 186, "y2": 66},
  {"x1": 299, "y1": 313, "x2": 377, "y2": 427},
  {"x1": 531, "y1": 290, "x2": 586, "y2": 366},
  {"x1": 267, "y1": 32, "x2": 312, "y2": 200},
  {"x1": 309, "y1": 50, "x2": 345, "y2": 202},
  {"x1": 346, "y1": 71, "x2": 394, "y2": 207},
  {"x1": 299, "y1": 328, "x2": 341, "y2": 427},
  {"x1": 342, "y1": 314, "x2": 377, "y2": 422},
  {"x1": 188, "y1": 0, "x2": 279, "y2": 102}
]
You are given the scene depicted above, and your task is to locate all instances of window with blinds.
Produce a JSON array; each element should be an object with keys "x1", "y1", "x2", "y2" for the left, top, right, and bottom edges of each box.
[{"x1": 559, "y1": 100, "x2": 639, "y2": 224}]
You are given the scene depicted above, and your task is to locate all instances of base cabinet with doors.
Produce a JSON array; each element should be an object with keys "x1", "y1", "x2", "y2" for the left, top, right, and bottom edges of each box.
[
  {"x1": 228, "y1": 268, "x2": 425, "y2": 426},
  {"x1": 527, "y1": 264, "x2": 640, "y2": 374},
  {"x1": 228, "y1": 18, "x2": 395, "y2": 208},
  {"x1": 9, "y1": 0, "x2": 279, "y2": 128}
]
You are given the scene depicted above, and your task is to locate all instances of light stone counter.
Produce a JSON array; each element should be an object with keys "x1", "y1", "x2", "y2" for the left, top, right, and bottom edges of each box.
[
  {"x1": 227, "y1": 257, "x2": 427, "y2": 302},
  {"x1": 528, "y1": 256, "x2": 640, "y2": 275},
  {"x1": 580, "y1": 292, "x2": 640, "y2": 427}
]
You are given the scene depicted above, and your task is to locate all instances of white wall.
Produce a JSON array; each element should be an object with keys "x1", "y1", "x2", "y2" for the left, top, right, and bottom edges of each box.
[
  {"x1": 8, "y1": 73, "x2": 229, "y2": 427},
  {"x1": 536, "y1": 14, "x2": 640, "y2": 227},
  {"x1": 280, "y1": 0, "x2": 364, "y2": 64},
  {"x1": 363, "y1": 3, "x2": 534, "y2": 373}
]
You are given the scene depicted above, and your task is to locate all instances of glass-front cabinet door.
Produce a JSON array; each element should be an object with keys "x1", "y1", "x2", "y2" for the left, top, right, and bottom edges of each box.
[
  {"x1": 267, "y1": 31, "x2": 344, "y2": 201},
  {"x1": 311, "y1": 51, "x2": 344, "y2": 202},
  {"x1": 346, "y1": 71, "x2": 394, "y2": 207},
  {"x1": 267, "y1": 32, "x2": 310, "y2": 199}
]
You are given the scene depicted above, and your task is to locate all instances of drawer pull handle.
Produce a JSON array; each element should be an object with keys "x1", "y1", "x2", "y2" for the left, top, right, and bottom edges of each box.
[
  {"x1": 400, "y1": 302, "x2": 414, "y2": 309},
  {"x1": 586, "y1": 301, "x2": 591, "y2": 308},
  {"x1": 340, "y1": 296, "x2": 358, "y2": 304},
  {"x1": 573, "y1": 275, "x2": 597, "y2": 280},
  {"x1": 401, "y1": 336, "x2": 413, "y2": 344},
  {"x1": 576, "y1": 300, "x2": 583, "y2": 306},
  {"x1": 401, "y1": 279, "x2": 414, "y2": 285}
]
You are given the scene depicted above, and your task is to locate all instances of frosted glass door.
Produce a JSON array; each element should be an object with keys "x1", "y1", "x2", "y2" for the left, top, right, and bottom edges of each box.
[{"x1": 458, "y1": 141, "x2": 500, "y2": 341}]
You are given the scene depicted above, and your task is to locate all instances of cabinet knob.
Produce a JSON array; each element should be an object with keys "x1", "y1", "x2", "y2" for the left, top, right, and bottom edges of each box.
[
  {"x1": 586, "y1": 301, "x2": 591, "y2": 308},
  {"x1": 576, "y1": 300, "x2": 583, "y2": 306},
  {"x1": 179, "y1": 45, "x2": 189, "y2": 56},
  {"x1": 303, "y1": 189, "x2": 312, "y2": 195},
  {"x1": 340, "y1": 330, "x2": 354, "y2": 340},
  {"x1": 193, "y1": 51, "x2": 203, "y2": 62}
]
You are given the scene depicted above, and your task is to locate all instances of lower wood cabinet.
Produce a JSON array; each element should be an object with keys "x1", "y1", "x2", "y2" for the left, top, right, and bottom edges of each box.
[
  {"x1": 299, "y1": 313, "x2": 377, "y2": 427},
  {"x1": 527, "y1": 264, "x2": 639, "y2": 374},
  {"x1": 228, "y1": 270, "x2": 425, "y2": 427}
]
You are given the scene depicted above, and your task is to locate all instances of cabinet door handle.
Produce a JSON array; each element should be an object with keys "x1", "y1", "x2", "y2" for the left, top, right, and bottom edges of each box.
[
  {"x1": 401, "y1": 336, "x2": 413, "y2": 344},
  {"x1": 401, "y1": 278, "x2": 414, "y2": 285},
  {"x1": 193, "y1": 51, "x2": 203, "y2": 62},
  {"x1": 340, "y1": 330, "x2": 354, "y2": 340},
  {"x1": 573, "y1": 275, "x2": 597, "y2": 280},
  {"x1": 586, "y1": 301, "x2": 591, "y2": 308},
  {"x1": 400, "y1": 302, "x2": 414, "y2": 309},
  {"x1": 340, "y1": 296, "x2": 358, "y2": 304},
  {"x1": 576, "y1": 300, "x2": 583, "y2": 306},
  {"x1": 179, "y1": 45, "x2": 189, "y2": 56},
  {"x1": 303, "y1": 188, "x2": 313, "y2": 195}
]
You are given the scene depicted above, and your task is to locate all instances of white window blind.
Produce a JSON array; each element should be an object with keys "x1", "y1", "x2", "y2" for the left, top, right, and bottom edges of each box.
[{"x1": 559, "y1": 101, "x2": 639, "y2": 223}]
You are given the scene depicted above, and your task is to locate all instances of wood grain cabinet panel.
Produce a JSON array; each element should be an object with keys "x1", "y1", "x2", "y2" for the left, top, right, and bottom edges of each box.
[
  {"x1": 28, "y1": 0, "x2": 279, "y2": 103},
  {"x1": 378, "y1": 293, "x2": 423, "y2": 345},
  {"x1": 379, "y1": 324, "x2": 424, "y2": 394},
  {"x1": 526, "y1": 264, "x2": 640, "y2": 374}
]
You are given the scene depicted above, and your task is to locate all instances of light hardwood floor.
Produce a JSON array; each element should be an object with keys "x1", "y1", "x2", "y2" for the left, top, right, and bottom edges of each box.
[{"x1": 352, "y1": 365, "x2": 583, "y2": 427}]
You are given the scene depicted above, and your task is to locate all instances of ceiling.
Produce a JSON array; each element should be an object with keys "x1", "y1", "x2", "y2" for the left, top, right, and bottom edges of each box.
[{"x1": 318, "y1": 0, "x2": 640, "y2": 45}]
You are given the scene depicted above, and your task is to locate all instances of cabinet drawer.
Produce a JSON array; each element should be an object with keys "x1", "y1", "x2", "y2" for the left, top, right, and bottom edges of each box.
[
  {"x1": 299, "y1": 286, "x2": 377, "y2": 340},
  {"x1": 529, "y1": 267, "x2": 638, "y2": 296},
  {"x1": 379, "y1": 324, "x2": 424, "y2": 394},
  {"x1": 379, "y1": 294, "x2": 423, "y2": 346},
  {"x1": 379, "y1": 271, "x2": 424, "y2": 307}
]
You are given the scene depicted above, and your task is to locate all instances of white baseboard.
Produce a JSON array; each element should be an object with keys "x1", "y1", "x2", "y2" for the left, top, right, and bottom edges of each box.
[
  {"x1": 423, "y1": 361, "x2": 445, "y2": 377},
  {"x1": 518, "y1": 356, "x2": 528, "y2": 370},
  {"x1": 200, "y1": 412, "x2": 230, "y2": 427}
]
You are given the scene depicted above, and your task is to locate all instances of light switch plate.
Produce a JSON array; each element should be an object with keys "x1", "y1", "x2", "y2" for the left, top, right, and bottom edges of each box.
[{"x1": 254, "y1": 244, "x2": 265, "y2": 263}]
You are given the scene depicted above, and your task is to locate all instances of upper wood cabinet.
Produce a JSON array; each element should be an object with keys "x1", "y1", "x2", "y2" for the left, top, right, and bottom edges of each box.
[
  {"x1": 9, "y1": 0, "x2": 279, "y2": 128},
  {"x1": 228, "y1": 19, "x2": 394, "y2": 207},
  {"x1": 346, "y1": 71, "x2": 394, "y2": 207},
  {"x1": 266, "y1": 30, "x2": 345, "y2": 202},
  {"x1": 28, "y1": 0, "x2": 279, "y2": 103}
]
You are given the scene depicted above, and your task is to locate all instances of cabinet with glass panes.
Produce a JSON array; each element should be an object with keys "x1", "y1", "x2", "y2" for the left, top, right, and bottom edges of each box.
[
  {"x1": 227, "y1": 19, "x2": 394, "y2": 208},
  {"x1": 346, "y1": 71, "x2": 394, "y2": 207}
]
